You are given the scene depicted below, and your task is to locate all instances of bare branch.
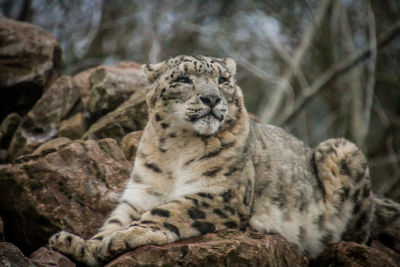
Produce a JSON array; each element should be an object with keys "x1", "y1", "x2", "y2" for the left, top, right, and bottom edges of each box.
[
  {"x1": 256, "y1": 13, "x2": 310, "y2": 93},
  {"x1": 280, "y1": 20, "x2": 400, "y2": 125},
  {"x1": 337, "y1": 1, "x2": 364, "y2": 147},
  {"x1": 363, "y1": 0, "x2": 377, "y2": 138},
  {"x1": 372, "y1": 95, "x2": 390, "y2": 127},
  {"x1": 216, "y1": 37, "x2": 280, "y2": 82},
  {"x1": 259, "y1": 0, "x2": 333, "y2": 123},
  {"x1": 370, "y1": 154, "x2": 400, "y2": 167},
  {"x1": 73, "y1": 0, "x2": 104, "y2": 59}
]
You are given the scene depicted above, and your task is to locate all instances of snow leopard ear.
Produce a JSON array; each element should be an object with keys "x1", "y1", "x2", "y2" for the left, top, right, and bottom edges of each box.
[
  {"x1": 142, "y1": 61, "x2": 165, "y2": 83},
  {"x1": 223, "y1": 57, "x2": 236, "y2": 76}
]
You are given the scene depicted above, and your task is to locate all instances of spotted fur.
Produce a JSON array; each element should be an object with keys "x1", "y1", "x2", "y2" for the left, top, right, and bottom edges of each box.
[{"x1": 49, "y1": 55, "x2": 400, "y2": 266}]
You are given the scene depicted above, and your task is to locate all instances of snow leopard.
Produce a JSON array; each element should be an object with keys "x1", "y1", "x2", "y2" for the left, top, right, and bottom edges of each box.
[{"x1": 49, "y1": 55, "x2": 400, "y2": 266}]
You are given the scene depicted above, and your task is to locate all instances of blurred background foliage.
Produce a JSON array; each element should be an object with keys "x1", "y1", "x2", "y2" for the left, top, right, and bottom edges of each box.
[{"x1": 1, "y1": 0, "x2": 400, "y2": 198}]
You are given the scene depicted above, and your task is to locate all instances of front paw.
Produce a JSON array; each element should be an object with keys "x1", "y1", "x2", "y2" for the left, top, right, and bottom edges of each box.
[
  {"x1": 96, "y1": 231, "x2": 127, "y2": 260},
  {"x1": 49, "y1": 230, "x2": 85, "y2": 255},
  {"x1": 49, "y1": 231, "x2": 100, "y2": 266},
  {"x1": 97, "y1": 228, "x2": 147, "y2": 261}
]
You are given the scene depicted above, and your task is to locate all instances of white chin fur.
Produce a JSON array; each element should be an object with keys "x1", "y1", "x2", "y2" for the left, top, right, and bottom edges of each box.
[{"x1": 193, "y1": 116, "x2": 221, "y2": 136}]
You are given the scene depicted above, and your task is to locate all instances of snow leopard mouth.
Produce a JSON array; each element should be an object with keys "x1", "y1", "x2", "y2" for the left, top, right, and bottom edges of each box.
[{"x1": 188, "y1": 109, "x2": 224, "y2": 122}]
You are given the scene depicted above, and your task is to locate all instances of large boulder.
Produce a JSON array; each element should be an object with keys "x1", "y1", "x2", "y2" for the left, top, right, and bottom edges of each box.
[
  {"x1": 0, "y1": 112, "x2": 21, "y2": 162},
  {"x1": 370, "y1": 240, "x2": 400, "y2": 263},
  {"x1": 0, "y1": 112, "x2": 21, "y2": 148},
  {"x1": 0, "y1": 242, "x2": 35, "y2": 267},
  {"x1": 105, "y1": 230, "x2": 309, "y2": 267},
  {"x1": 58, "y1": 112, "x2": 87, "y2": 140},
  {"x1": 72, "y1": 67, "x2": 97, "y2": 112},
  {"x1": 71, "y1": 62, "x2": 147, "y2": 117},
  {"x1": 69, "y1": 62, "x2": 148, "y2": 143},
  {"x1": 83, "y1": 90, "x2": 148, "y2": 144},
  {"x1": 0, "y1": 138, "x2": 131, "y2": 254},
  {"x1": 30, "y1": 247, "x2": 75, "y2": 267},
  {"x1": 31, "y1": 137, "x2": 72, "y2": 156},
  {"x1": 0, "y1": 217, "x2": 3, "y2": 241},
  {"x1": 311, "y1": 241, "x2": 399, "y2": 267},
  {"x1": 0, "y1": 17, "x2": 62, "y2": 121},
  {"x1": 8, "y1": 75, "x2": 80, "y2": 159},
  {"x1": 87, "y1": 62, "x2": 147, "y2": 120}
]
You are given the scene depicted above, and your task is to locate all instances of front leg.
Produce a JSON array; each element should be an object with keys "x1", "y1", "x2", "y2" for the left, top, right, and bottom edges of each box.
[
  {"x1": 97, "y1": 189, "x2": 246, "y2": 262},
  {"x1": 49, "y1": 180, "x2": 163, "y2": 266},
  {"x1": 48, "y1": 196, "x2": 142, "y2": 266},
  {"x1": 49, "y1": 231, "x2": 101, "y2": 266}
]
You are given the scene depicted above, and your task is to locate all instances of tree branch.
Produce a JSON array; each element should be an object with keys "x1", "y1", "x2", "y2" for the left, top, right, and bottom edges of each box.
[
  {"x1": 260, "y1": 0, "x2": 333, "y2": 123},
  {"x1": 280, "y1": 20, "x2": 400, "y2": 125}
]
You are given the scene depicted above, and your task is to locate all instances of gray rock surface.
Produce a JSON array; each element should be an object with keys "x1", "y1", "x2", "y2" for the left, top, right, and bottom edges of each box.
[
  {"x1": 58, "y1": 113, "x2": 87, "y2": 140},
  {"x1": 311, "y1": 241, "x2": 399, "y2": 267},
  {"x1": 83, "y1": 90, "x2": 148, "y2": 144},
  {"x1": 87, "y1": 62, "x2": 147, "y2": 120},
  {"x1": 0, "y1": 242, "x2": 35, "y2": 267},
  {"x1": 8, "y1": 75, "x2": 80, "y2": 159},
  {"x1": 0, "y1": 112, "x2": 21, "y2": 149},
  {"x1": 0, "y1": 138, "x2": 131, "y2": 254},
  {"x1": 0, "y1": 17, "x2": 62, "y2": 121},
  {"x1": 72, "y1": 67, "x2": 97, "y2": 112},
  {"x1": 0, "y1": 217, "x2": 3, "y2": 242},
  {"x1": 0, "y1": 112, "x2": 21, "y2": 162},
  {"x1": 105, "y1": 230, "x2": 309, "y2": 267},
  {"x1": 32, "y1": 137, "x2": 72, "y2": 156},
  {"x1": 30, "y1": 247, "x2": 75, "y2": 267}
]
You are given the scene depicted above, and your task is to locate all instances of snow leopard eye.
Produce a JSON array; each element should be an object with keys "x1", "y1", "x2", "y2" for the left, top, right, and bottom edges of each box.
[
  {"x1": 174, "y1": 76, "x2": 192, "y2": 83},
  {"x1": 218, "y1": 77, "x2": 228, "y2": 84}
]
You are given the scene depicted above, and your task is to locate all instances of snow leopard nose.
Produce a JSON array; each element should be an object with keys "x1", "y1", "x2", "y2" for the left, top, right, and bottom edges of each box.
[{"x1": 199, "y1": 94, "x2": 221, "y2": 108}]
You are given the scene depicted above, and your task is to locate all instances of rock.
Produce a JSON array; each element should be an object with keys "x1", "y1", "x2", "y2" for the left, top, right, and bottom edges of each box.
[
  {"x1": 83, "y1": 90, "x2": 148, "y2": 144},
  {"x1": 8, "y1": 75, "x2": 80, "y2": 160},
  {"x1": 311, "y1": 241, "x2": 399, "y2": 267},
  {"x1": 0, "y1": 113, "x2": 21, "y2": 162},
  {"x1": 58, "y1": 113, "x2": 86, "y2": 140},
  {"x1": 0, "y1": 138, "x2": 131, "y2": 254},
  {"x1": 120, "y1": 131, "x2": 142, "y2": 161},
  {"x1": 87, "y1": 62, "x2": 147, "y2": 120},
  {"x1": 0, "y1": 242, "x2": 35, "y2": 267},
  {"x1": 0, "y1": 17, "x2": 62, "y2": 121},
  {"x1": 105, "y1": 230, "x2": 308, "y2": 267},
  {"x1": 0, "y1": 112, "x2": 21, "y2": 149},
  {"x1": 30, "y1": 247, "x2": 75, "y2": 267},
  {"x1": 72, "y1": 67, "x2": 97, "y2": 112},
  {"x1": 0, "y1": 149, "x2": 7, "y2": 163},
  {"x1": 371, "y1": 240, "x2": 400, "y2": 264},
  {"x1": 0, "y1": 217, "x2": 3, "y2": 241},
  {"x1": 72, "y1": 62, "x2": 144, "y2": 113},
  {"x1": 32, "y1": 137, "x2": 71, "y2": 156}
]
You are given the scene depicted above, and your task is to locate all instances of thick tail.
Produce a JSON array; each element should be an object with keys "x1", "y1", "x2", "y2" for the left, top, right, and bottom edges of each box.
[
  {"x1": 314, "y1": 138, "x2": 374, "y2": 244},
  {"x1": 370, "y1": 195, "x2": 400, "y2": 252}
]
